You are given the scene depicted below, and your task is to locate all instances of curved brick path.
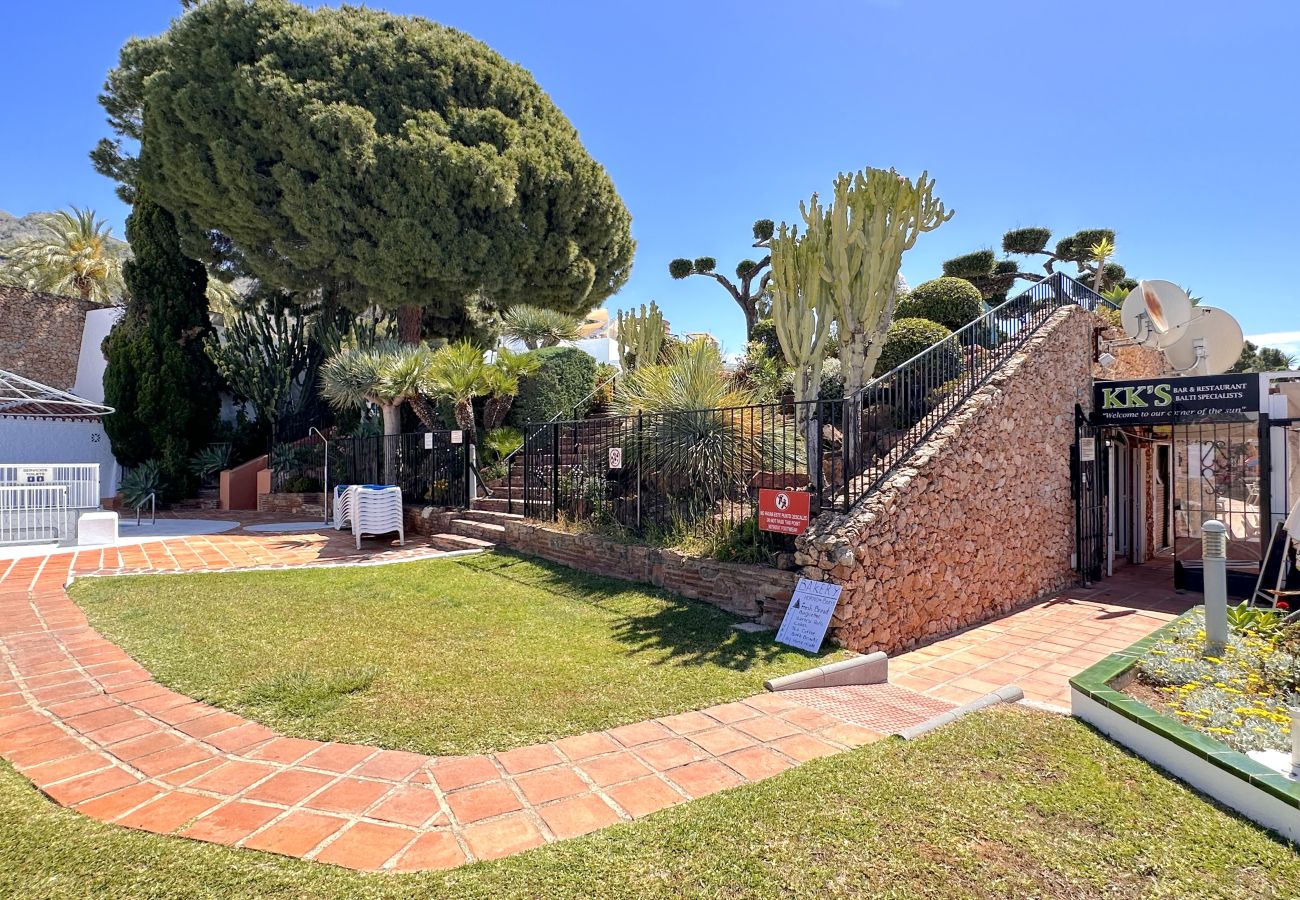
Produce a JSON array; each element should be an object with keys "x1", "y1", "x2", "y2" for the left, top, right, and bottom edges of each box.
[{"x1": 0, "y1": 532, "x2": 951, "y2": 872}]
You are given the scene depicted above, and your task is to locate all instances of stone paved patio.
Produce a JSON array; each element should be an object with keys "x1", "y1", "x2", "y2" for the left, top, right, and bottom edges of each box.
[
  {"x1": 890, "y1": 558, "x2": 1193, "y2": 709},
  {"x1": 0, "y1": 532, "x2": 950, "y2": 872}
]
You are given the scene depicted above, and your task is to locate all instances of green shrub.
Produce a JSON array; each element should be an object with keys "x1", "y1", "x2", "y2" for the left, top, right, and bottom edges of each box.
[
  {"x1": 482, "y1": 427, "x2": 523, "y2": 465},
  {"x1": 941, "y1": 250, "x2": 996, "y2": 281},
  {"x1": 1002, "y1": 226, "x2": 1051, "y2": 255},
  {"x1": 507, "y1": 346, "x2": 597, "y2": 427},
  {"x1": 281, "y1": 475, "x2": 322, "y2": 493},
  {"x1": 895, "y1": 277, "x2": 983, "y2": 331},
  {"x1": 873, "y1": 318, "x2": 961, "y2": 382}
]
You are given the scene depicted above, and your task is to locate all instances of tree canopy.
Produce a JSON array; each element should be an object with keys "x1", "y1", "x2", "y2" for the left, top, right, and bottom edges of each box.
[{"x1": 97, "y1": 0, "x2": 634, "y2": 332}]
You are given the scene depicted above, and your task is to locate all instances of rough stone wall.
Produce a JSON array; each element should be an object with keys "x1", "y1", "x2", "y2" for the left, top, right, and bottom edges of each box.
[
  {"x1": 0, "y1": 286, "x2": 98, "y2": 388},
  {"x1": 1095, "y1": 324, "x2": 1169, "y2": 380},
  {"x1": 795, "y1": 305, "x2": 1100, "y2": 655},
  {"x1": 257, "y1": 491, "x2": 324, "y2": 516}
]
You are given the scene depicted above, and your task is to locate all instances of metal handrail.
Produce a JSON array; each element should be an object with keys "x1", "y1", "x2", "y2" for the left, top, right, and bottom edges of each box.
[
  {"x1": 493, "y1": 368, "x2": 620, "y2": 507},
  {"x1": 135, "y1": 492, "x2": 156, "y2": 526}
]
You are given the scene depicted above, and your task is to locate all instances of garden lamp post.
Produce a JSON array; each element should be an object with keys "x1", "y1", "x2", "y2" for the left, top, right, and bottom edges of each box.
[{"x1": 1202, "y1": 519, "x2": 1228, "y2": 653}]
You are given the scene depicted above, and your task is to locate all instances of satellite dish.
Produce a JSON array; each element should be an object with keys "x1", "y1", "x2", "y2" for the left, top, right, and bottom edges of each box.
[
  {"x1": 1163, "y1": 306, "x2": 1244, "y2": 375},
  {"x1": 1121, "y1": 280, "x2": 1193, "y2": 348}
]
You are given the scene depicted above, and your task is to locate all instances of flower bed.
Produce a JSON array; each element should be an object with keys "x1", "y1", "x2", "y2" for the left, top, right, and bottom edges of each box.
[{"x1": 1131, "y1": 608, "x2": 1298, "y2": 753}]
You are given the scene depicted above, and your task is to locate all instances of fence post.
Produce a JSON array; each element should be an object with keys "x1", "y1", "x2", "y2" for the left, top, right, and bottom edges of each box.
[
  {"x1": 551, "y1": 421, "x2": 560, "y2": 522},
  {"x1": 636, "y1": 411, "x2": 643, "y2": 531},
  {"x1": 462, "y1": 437, "x2": 471, "y2": 508}
]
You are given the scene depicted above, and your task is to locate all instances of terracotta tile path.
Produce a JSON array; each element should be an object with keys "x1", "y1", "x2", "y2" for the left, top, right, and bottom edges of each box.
[
  {"x1": 0, "y1": 532, "x2": 953, "y2": 872},
  {"x1": 891, "y1": 558, "x2": 1194, "y2": 709}
]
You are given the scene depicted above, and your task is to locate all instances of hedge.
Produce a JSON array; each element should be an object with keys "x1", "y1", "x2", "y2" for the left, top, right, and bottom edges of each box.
[{"x1": 507, "y1": 346, "x2": 598, "y2": 427}]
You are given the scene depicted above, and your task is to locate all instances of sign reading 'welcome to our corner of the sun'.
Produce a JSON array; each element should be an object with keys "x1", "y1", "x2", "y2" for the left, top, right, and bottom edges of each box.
[
  {"x1": 775, "y1": 577, "x2": 843, "y2": 653},
  {"x1": 1093, "y1": 374, "x2": 1260, "y2": 426}
]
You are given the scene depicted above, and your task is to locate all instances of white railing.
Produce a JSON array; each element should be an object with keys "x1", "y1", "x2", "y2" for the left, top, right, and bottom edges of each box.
[
  {"x1": 0, "y1": 464, "x2": 100, "y2": 510},
  {"x1": 0, "y1": 485, "x2": 70, "y2": 546}
]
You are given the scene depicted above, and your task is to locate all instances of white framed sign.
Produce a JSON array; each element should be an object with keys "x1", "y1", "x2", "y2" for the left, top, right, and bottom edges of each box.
[
  {"x1": 775, "y1": 578, "x2": 843, "y2": 653},
  {"x1": 17, "y1": 466, "x2": 54, "y2": 484},
  {"x1": 450, "y1": 430, "x2": 464, "y2": 444},
  {"x1": 423, "y1": 433, "x2": 434, "y2": 450},
  {"x1": 608, "y1": 447, "x2": 623, "y2": 469},
  {"x1": 1079, "y1": 437, "x2": 1097, "y2": 463}
]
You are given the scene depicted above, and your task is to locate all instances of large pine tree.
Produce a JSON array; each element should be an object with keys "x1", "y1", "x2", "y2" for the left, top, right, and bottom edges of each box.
[{"x1": 102, "y1": 199, "x2": 220, "y2": 499}]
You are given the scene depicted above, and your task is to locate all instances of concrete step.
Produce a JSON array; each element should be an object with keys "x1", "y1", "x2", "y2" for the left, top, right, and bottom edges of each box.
[
  {"x1": 470, "y1": 496, "x2": 525, "y2": 515},
  {"x1": 429, "y1": 532, "x2": 494, "y2": 552},
  {"x1": 449, "y1": 518, "x2": 507, "y2": 542}
]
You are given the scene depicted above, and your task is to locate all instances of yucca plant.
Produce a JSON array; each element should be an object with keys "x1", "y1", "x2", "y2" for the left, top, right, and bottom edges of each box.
[
  {"x1": 483, "y1": 348, "x2": 541, "y2": 431},
  {"x1": 612, "y1": 338, "x2": 801, "y2": 504},
  {"x1": 119, "y1": 460, "x2": 164, "y2": 510},
  {"x1": 423, "y1": 341, "x2": 491, "y2": 437},
  {"x1": 501, "y1": 305, "x2": 581, "y2": 349}
]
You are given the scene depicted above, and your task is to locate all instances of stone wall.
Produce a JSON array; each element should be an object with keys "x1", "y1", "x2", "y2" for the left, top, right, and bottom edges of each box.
[
  {"x1": 1095, "y1": 323, "x2": 1169, "y2": 381},
  {"x1": 407, "y1": 506, "x2": 799, "y2": 623},
  {"x1": 257, "y1": 491, "x2": 325, "y2": 516},
  {"x1": 795, "y1": 305, "x2": 1101, "y2": 655},
  {"x1": 0, "y1": 285, "x2": 98, "y2": 389}
]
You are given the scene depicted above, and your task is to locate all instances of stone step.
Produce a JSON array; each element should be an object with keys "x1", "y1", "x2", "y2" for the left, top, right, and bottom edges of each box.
[
  {"x1": 429, "y1": 532, "x2": 494, "y2": 552},
  {"x1": 458, "y1": 508, "x2": 524, "y2": 525},
  {"x1": 449, "y1": 518, "x2": 507, "y2": 542},
  {"x1": 469, "y1": 496, "x2": 525, "y2": 515}
]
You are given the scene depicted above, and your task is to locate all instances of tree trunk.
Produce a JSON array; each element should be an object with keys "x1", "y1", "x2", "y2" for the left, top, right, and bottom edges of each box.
[
  {"x1": 397, "y1": 304, "x2": 422, "y2": 344},
  {"x1": 380, "y1": 402, "x2": 401, "y2": 484},
  {"x1": 743, "y1": 302, "x2": 758, "y2": 343},
  {"x1": 454, "y1": 399, "x2": 475, "y2": 441},
  {"x1": 409, "y1": 395, "x2": 441, "y2": 431},
  {"x1": 483, "y1": 395, "x2": 511, "y2": 432},
  {"x1": 841, "y1": 334, "x2": 869, "y2": 398}
]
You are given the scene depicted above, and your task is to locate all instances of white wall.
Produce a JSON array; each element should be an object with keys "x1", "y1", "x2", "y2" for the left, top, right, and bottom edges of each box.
[
  {"x1": 73, "y1": 306, "x2": 124, "y2": 404},
  {"x1": 497, "y1": 336, "x2": 621, "y2": 366},
  {"x1": 0, "y1": 418, "x2": 119, "y2": 499}
]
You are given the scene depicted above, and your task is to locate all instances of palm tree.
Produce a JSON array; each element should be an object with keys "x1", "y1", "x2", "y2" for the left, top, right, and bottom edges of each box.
[
  {"x1": 502, "y1": 304, "x2": 581, "y2": 349},
  {"x1": 483, "y1": 348, "x2": 540, "y2": 430},
  {"x1": 0, "y1": 207, "x2": 124, "y2": 304},
  {"x1": 423, "y1": 341, "x2": 491, "y2": 438}
]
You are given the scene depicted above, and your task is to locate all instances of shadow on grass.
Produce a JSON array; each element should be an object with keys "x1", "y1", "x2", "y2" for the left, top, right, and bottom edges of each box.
[{"x1": 455, "y1": 550, "x2": 828, "y2": 672}]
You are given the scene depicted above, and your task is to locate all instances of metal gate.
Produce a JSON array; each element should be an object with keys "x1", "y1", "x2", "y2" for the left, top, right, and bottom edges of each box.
[{"x1": 1074, "y1": 405, "x2": 1107, "y2": 584}]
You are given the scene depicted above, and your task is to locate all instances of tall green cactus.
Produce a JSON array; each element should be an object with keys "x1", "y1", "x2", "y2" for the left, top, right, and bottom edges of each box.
[
  {"x1": 616, "y1": 301, "x2": 665, "y2": 370},
  {"x1": 828, "y1": 168, "x2": 952, "y2": 397},
  {"x1": 769, "y1": 194, "x2": 834, "y2": 425}
]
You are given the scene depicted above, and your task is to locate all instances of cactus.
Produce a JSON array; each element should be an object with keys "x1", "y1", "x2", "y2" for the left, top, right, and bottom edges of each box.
[
  {"x1": 769, "y1": 195, "x2": 834, "y2": 418},
  {"x1": 616, "y1": 301, "x2": 665, "y2": 370},
  {"x1": 826, "y1": 168, "x2": 952, "y2": 397}
]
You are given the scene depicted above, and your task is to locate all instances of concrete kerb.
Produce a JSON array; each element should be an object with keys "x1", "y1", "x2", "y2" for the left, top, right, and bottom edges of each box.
[
  {"x1": 894, "y1": 684, "x2": 1024, "y2": 740},
  {"x1": 764, "y1": 651, "x2": 889, "y2": 692}
]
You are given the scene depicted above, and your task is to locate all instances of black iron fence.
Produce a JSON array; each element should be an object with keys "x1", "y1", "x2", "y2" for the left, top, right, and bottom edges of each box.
[
  {"x1": 523, "y1": 272, "x2": 1114, "y2": 537},
  {"x1": 271, "y1": 431, "x2": 468, "y2": 507}
]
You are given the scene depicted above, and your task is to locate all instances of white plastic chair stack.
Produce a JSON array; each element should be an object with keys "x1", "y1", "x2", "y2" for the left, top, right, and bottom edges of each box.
[
  {"x1": 333, "y1": 484, "x2": 353, "y2": 531},
  {"x1": 348, "y1": 485, "x2": 404, "y2": 550}
]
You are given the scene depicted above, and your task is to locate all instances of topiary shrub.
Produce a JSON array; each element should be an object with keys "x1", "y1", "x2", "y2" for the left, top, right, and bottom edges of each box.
[
  {"x1": 873, "y1": 318, "x2": 962, "y2": 383},
  {"x1": 1002, "y1": 226, "x2": 1051, "y2": 255},
  {"x1": 895, "y1": 277, "x2": 983, "y2": 331},
  {"x1": 507, "y1": 346, "x2": 597, "y2": 427},
  {"x1": 941, "y1": 249, "x2": 996, "y2": 281}
]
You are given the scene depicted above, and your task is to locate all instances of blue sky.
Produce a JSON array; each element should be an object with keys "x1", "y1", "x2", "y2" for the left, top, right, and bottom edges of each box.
[{"x1": 2, "y1": 0, "x2": 1296, "y2": 359}]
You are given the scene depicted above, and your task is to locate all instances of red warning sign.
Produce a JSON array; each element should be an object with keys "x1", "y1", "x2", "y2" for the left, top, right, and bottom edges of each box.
[{"x1": 758, "y1": 488, "x2": 811, "y2": 535}]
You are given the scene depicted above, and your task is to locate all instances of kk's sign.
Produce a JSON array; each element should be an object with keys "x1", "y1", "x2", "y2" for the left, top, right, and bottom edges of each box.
[{"x1": 1093, "y1": 375, "x2": 1259, "y2": 425}]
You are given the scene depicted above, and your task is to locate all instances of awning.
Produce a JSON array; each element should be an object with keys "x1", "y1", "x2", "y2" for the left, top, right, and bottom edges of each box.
[{"x1": 0, "y1": 368, "x2": 115, "y2": 419}]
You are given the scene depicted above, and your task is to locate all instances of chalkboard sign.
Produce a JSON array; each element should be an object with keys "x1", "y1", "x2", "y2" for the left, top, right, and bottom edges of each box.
[{"x1": 775, "y1": 578, "x2": 843, "y2": 653}]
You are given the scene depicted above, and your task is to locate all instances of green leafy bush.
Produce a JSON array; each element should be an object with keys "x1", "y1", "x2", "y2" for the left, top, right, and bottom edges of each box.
[
  {"x1": 507, "y1": 346, "x2": 597, "y2": 427},
  {"x1": 119, "y1": 460, "x2": 164, "y2": 510},
  {"x1": 281, "y1": 475, "x2": 322, "y2": 494},
  {"x1": 1002, "y1": 226, "x2": 1051, "y2": 255},
  {"x1": 873, "y1": 318, "x2": 961, "y2": 382},
  {"x1": 941, "y1": 250, "x2": 996, "y2": 281},
  {"x1": 482, "y1": 427, "x2": 523, "y2": 465},
  {"x1": 895, "y1": 277, "x2": 983, "y2": 331}
]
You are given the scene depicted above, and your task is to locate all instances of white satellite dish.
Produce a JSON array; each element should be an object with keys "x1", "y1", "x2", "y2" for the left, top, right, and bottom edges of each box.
[
  {"x1": 1120, "y1": 280, "x2": 1193, "y2": 348},
  {"x1": 1163, "y1": 306, "x2": 1244, "y2": 375}
]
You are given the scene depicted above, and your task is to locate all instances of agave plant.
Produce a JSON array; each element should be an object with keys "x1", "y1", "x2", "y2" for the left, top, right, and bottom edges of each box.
[
  {"x1": 119, "y1": 460, "x2": 164, "y2": 510},
  {"x1": 188, "y1": 444, "x2": 232, "y2": 481},
  {"x1": 612, "y1": 338, "x2": 801, "y2": 503}
]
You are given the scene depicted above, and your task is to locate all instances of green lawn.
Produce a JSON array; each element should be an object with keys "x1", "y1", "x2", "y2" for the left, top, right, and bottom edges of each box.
[
  {"x1": 69, "y1": 552, "x2": 840, "y2": 755},
  {"x1": 4, "y1": 708, "x2": 1298, "y2": 899}
]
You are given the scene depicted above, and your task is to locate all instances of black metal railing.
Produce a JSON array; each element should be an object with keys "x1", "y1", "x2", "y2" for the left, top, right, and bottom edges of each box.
[
  {"x1": 522, "y1": 272, "x2": 1114, "y2": 536},
  {"x1": 271, "y1": 431, "x2": 468, "y2": 507}
]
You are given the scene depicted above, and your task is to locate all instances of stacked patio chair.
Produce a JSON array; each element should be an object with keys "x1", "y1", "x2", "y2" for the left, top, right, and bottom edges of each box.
[{"x1": 334, "y1": 484, "x2": 404, "y2": 550}]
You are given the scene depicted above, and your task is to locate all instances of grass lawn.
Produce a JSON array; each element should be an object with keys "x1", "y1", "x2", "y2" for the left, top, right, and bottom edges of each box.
[
  {"x1": 68, "y1": 552, "x2": 841, "y2": 755},
  {"x1": 4, "y1": 708, "x2": 1298, "y2": 899}
]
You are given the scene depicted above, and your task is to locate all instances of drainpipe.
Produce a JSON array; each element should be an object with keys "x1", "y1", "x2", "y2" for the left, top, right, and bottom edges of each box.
[{"x1": 1202, "y1": 519, "x2": 1228, "y2": 653}]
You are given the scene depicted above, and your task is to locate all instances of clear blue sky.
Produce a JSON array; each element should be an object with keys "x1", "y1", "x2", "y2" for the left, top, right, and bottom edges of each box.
[{"x1": 2, "y1": 0, "x2": 1296, "y2": 358}]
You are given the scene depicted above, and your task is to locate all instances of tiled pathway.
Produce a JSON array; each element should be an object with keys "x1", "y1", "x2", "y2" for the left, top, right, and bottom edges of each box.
[
  {"x1": 891, "y1": 559, "x2": 1193, "y2": 709},
  {"x1": 0, "y1": 534, "x2": 950, "y2": 872}
]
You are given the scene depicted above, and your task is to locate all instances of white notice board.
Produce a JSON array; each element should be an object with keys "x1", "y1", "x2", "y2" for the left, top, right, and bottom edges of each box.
[{"x1": 774, "y1": 578, "x2": 843, "y2": 653}]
